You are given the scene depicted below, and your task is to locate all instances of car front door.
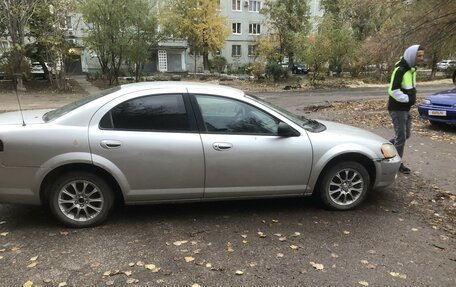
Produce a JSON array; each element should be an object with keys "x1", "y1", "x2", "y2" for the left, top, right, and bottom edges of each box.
[
  {"x1": 192, "y1": 94, "x2": 313, "y2": 199},
  {"x1": 89, "y1": 90, "x2": 204, "y2": 202}
]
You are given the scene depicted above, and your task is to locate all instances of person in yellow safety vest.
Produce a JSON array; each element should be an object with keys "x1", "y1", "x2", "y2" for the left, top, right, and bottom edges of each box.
[{"x1": 388, "y1": 44, "x2": 425, "y2": 174}]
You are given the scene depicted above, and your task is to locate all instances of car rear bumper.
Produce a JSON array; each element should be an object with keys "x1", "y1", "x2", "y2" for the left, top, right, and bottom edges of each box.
[{"x1": 0, "y1": 166, "x2": 41, "y2": 205}]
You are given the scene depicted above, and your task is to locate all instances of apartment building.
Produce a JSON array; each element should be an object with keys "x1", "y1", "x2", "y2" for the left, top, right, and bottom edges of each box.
[{"x1": 1, "y1": 0, "x2": 322, "y2": 75}]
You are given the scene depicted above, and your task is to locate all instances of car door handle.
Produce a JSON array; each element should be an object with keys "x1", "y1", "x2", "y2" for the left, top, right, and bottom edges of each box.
[
  {"x1": 213, "y1": 142, "x2": 233, "y2": 151},
  {"x1": 100, "y1": 140, "x2": 122, "y2": 149}
]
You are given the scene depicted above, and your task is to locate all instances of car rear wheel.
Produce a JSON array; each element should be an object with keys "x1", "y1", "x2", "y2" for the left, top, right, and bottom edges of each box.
[
  {"x1": 49, "y1": 172, "x2": 114, "y2": 228},
  {"x1": 318, "y1": 162, "x2": 370, "y2": 210}
]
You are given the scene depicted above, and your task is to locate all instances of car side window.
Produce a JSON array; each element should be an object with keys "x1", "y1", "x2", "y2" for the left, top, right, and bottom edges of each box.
[
  {"x1": 99, "y1": 94, "x2": 190, "y2": 131},
  {"x1": 195, "y1": 95, "x2": 279, "y2": 135}
]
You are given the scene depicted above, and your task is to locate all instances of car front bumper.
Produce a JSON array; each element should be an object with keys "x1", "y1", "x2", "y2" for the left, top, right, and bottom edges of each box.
[{"x1": 418, "y1": 104, "x2": 456, "y2": 124}]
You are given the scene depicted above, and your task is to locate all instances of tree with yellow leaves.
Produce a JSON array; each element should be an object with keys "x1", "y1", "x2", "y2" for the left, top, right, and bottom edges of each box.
[{"x1": 160, "y1": 0, "x2": 230, "y2": 71}]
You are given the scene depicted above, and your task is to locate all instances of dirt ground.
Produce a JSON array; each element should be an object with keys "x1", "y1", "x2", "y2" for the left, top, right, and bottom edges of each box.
[{"x1": 0, "y1": 77, "x2": 455, "y2": 287}]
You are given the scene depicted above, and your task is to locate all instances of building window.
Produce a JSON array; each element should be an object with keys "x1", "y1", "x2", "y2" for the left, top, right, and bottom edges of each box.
[
  {"x1": 248, "y1": 45, "x2": 257, "y2": 57},
  {"x1": 158, "y1": 50, "x2": 168, "y2": 72},
  {"x1": 0, "y1": 40, "x2": 10, "y2": 49},
  {"x1": 249, "y1": 23, "x2": 261, "y2": 35},
  {"x1": 232, "y1": 23, "x2": 241, "y2": 34},
  {"x1": 249, "y1": 1, "x2": 261, "y2": 12},
  {"x1": 232, "y1": 45, "x2": 241, "y2": 57},
  {"x1": 232, "y1": 0, "x2": 241, "y2": 11}
]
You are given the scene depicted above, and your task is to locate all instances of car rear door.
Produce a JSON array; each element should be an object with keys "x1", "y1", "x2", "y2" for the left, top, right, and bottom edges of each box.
[{"x1": 88, "y1": 88, "x2": 205, "y2": 202}]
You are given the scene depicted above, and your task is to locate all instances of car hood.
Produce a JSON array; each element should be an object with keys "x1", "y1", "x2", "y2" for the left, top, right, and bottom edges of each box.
[
  {"x1": 426, "y1": 88, "x2": 456, "y2": 105},
  {"x1": 0, "y1": 109, "x2": 52, "y2": 125},
  {"x1": 315, "y1": 119, "x2": 388, "y2": 142}
]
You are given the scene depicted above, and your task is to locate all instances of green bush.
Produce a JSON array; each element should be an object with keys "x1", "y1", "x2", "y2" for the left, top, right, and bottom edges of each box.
[
  {"x1": 265, "y1": 62, "x2": 286, "y2": 81},
  {"x1": 210, "y1": 56, "x2": 227, "y2": 73},
  {"x1": 252, "y1": 61, "x2": 266, "y2": 80}
]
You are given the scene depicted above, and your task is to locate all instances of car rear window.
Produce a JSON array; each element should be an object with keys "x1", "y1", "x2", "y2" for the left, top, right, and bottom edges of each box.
[{"x1": 43, "y1": 86, "x2": 121, "y2": 122}]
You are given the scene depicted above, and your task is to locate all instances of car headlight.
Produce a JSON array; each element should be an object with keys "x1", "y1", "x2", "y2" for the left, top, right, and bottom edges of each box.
[
  {"x1": 422, "y1": 99, "x2": 431, "y2": 105},
  {"x1": 381, "y1": 143, "x2": 397, "y2": 159}
]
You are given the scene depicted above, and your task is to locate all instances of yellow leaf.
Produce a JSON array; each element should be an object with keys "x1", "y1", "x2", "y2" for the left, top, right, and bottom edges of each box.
[
  {"x1": 27, "y1": 262, "x2": 38, "y2": 268},
  {"x1": 145, "y1": 264, "x2": 156, "y2": 270},
  {"x1": 292, "y1": 232, "x2": 301, "y2": 237},
  {"x1": 310, "y1": 262, "x2": 324, "y2": 270},
  {"x1": 23, "y1": 281, "x2": 33, "y2": 287},
  {"x1": 0, "y1": 232, "x2": 8, "y2": 236},
  {"x1": 290, "y1": 245, "x2": 299, "y2": 250},
  {"x1": 241, "y1": 234, "x2": 248, "y2": 238},
  {"x1": 58, "y1": 283, "x2": 67, "y2": 287},
  {"x1": 411, "y1": 228, "x2": 418, "y2": 232},
  {"x1": 30, "y1": 256, "x2": 38, "y2": 261},
  {"x1": 136, "y1": 261, "x2": 144, "y2": 266},
  {"x1": 192, "y1": 284, "x2": 201, "y2": 287},
  {"x1": 0, "y1": 256, "x2": 3, "y2": 260},
  {"x1": 235, "y1": 270, "x2": 244, "y2": 275},
  {"x1": 389, "y1": 272, "x2": 407, "y2": 279},
  {"x1": 184, "y1": 256, "x2": 195, "y2": 263},
  {"x1": 103, "y1": 271, "x2": 111, "y2": 276},
  {"x1": 257, "y1": 231, "x2": 266, "y2": 238},
  {"x1": 358, "y1": 281, "x2": 369, "y2": 286},
  {"x1": 279, "y1": 237, "x2": 287, "y2": 242},
  {"x1": 272, "y1": 219, "x2": 279, "y2": 223},
  {"x1": 227, "y1": 242, "x2": 234, "y2": 252},
  {"x1": 242, "y1": 240, "x2": 248, "y2": 244},
  {"x1": 173, "y1": 240, "x2": 188, "y2": 246},
  {"x1": 343, "y1": 231, "x2": 350, "y2": 235}
]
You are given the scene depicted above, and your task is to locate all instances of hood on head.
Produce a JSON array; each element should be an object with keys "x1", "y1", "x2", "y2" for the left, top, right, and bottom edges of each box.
[{"x1": 403, "y1": 44, "x2": 420, "y2": 67}]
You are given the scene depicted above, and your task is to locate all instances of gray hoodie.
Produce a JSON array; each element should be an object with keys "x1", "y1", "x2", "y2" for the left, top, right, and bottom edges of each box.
[{"x1": 403, "y1": 44, "x2": 420, "y2": 67}]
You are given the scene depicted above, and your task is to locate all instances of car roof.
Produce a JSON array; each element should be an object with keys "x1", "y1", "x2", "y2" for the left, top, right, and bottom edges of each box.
[{"x1": 118, "y1": 81, "x2": 246, "y2": 99}]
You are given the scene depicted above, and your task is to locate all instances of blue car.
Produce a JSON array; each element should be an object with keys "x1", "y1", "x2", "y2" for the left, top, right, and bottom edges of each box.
[{"x1": 418, "y1": 88, "x2": 456, "y2": 125}]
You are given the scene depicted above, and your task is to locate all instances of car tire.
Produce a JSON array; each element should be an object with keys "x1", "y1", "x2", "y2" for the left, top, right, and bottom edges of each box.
[
  {"x1": 49, "y1": 172, "x2": 114, "y2": 228},
  {"x1": 318, "y1": 161, "x2": 370, "y2": 210}
]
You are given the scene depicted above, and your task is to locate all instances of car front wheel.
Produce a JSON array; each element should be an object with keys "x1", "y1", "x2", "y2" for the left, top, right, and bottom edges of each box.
[
  {"x1": 49, "y1": 172, "x2": 114, "y2": 228},
  {"x1": 318, "y1": 161, "x2": 370, "y2": 210}
]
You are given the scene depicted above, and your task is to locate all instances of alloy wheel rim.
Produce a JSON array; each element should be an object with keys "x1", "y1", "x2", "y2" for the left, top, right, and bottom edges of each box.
[
  {"x1": 57, "y1": 180, "x2": 104, "y2": 222},
  {"x1": 328, "y1": 168, "x2": 364, "y2": 206}
]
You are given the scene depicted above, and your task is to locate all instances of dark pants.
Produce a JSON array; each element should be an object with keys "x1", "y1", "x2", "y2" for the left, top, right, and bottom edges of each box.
[{"x1": 389, "y1": 110, "x2": 411, "y2": 159}]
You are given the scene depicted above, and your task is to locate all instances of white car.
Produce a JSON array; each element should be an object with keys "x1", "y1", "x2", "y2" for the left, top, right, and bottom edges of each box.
[
  {"x1": 436, "y1": 59, "x2": 456, "y2": 71},
  {"x1": 0, "y1": 82, "x2": 401, "y2": 227}
]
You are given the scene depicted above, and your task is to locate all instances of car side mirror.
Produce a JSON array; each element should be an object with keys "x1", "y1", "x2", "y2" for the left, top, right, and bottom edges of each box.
[{"x1": 278, "y1": 122, "x2": 299, "y2": 137}]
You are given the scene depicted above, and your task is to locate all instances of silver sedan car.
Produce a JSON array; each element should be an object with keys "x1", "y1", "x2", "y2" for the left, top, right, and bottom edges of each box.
[{"x1": 0, "y1": 82, "x2": 400, "y2": 227}]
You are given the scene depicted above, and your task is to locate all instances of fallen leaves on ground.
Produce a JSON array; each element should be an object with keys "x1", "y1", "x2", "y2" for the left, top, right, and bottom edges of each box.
[
  {"x1": 310, "y1": 262, "x2": 324, "y2": 270},
  {"x1": 389, "y1": 272, "x2": 407, "y2": 279}
]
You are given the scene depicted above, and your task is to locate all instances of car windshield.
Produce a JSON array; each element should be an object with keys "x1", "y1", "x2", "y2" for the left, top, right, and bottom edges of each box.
[
  {"x1": 246, "y1": 94, "x2": 325, "y2": 132},
  {"x1": 43, "y1": 86, "x2": 121, "y2": 122}
]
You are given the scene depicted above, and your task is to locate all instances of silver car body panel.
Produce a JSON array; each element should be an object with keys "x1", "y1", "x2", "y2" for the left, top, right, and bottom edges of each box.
[{"x1": 0, "y1": 82, "x2": 400, "y2": 206}]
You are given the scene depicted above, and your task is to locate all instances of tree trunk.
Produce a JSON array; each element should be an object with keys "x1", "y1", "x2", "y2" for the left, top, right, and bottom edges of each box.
[{"x1": 203, "y1": 52, "x2": 210, "y2": 73}]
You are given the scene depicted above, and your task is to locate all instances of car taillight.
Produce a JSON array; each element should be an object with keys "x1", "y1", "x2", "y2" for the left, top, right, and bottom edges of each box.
[{"x1": 0, "y1": 140, "x2": 3, "y2": 152}]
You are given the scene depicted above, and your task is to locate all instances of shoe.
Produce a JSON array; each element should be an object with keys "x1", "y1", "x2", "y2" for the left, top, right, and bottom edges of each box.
[{"x1": 399, "y1": 163, "x2": 411, "y2": 174}]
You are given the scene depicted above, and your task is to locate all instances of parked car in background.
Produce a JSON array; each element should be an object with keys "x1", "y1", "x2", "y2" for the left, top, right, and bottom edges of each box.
[
  {"x1": 292, "y1": 63, "x2": 310, "y2": 74},
  {"x1": 436, "y1": 59, "x2": 456, "y2": 71},
  {"x1": 0, "y1": 82, "x2": 400, "y2": 227},
  {"x1": 30, "y1": 62, "x2": 53, "y2": 79},
  {"x1": 418, "y1": 88, "x2": 456, "y2": 125}
]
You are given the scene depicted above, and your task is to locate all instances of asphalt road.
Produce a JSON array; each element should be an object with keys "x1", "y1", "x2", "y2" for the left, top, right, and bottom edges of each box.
[{"x1": 0, "y1": 83, "x2": 455, "y2": 286}]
